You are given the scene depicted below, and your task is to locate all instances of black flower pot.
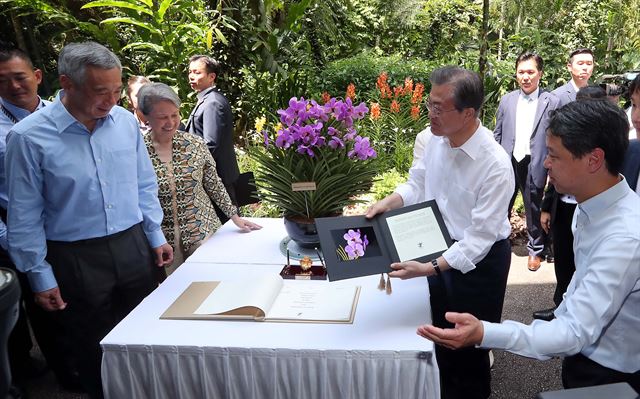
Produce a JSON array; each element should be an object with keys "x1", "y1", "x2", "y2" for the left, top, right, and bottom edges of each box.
[{"x1": 283, "y1": 215, "x2": 320, "y2": 248}]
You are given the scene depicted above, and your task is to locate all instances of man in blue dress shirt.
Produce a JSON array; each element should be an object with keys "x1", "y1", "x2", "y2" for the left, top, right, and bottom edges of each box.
[
  {"x1": 418, "y1": 99, "x2": 640, "y2": 392},
  {"x1": 5, "y1": 42, "x2": 173, "y2": 398}
]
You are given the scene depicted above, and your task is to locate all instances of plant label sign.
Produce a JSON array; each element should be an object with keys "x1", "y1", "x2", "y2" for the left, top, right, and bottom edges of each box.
[{"x1": 291, "y1": 182, "x2": 317, "y2": 192}]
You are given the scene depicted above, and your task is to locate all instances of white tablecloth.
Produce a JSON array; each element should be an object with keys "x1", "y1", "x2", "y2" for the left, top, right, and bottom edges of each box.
[
  {"x1": 100, "y1": 219, "x2": 440, "y2": 399},
  {"x1": 187, "y1": 218, "x2": 287, "y2": 264}
]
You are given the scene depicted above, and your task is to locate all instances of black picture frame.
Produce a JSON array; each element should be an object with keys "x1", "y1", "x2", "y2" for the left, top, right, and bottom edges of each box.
[{"x1": 315, "y1": 200, "x2": 454, "y2": 281}]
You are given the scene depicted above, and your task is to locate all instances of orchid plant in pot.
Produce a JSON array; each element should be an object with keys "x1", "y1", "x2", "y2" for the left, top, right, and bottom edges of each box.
[{"x1": 252, "y1": 96, "x2": 378, "y2": 247}]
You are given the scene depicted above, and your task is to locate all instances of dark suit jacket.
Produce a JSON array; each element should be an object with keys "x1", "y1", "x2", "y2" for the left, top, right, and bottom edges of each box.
[
  {"x1": 622, "y1": 139, "x2": 640, "y2": 191},
  {"x1": 186, "y1": 86, "x2": 240, "y2": 186},
  {"x1": 551, "y1": 81, "x2": 577, "y2": 108},
  {"x1": 494, "y1": 89, "x2": 558, "y2": 188}
]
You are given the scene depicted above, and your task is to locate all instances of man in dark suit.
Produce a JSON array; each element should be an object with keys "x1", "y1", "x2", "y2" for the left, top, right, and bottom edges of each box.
[
  {"x1": 494, "y1": 52, "x2": 559, "y2": 271},
  {"x1": 551, "y1": 48, "x2": 594, "y2": 107},
  {"x1": 186, "y1": 55, "x2": 240, "y2": 223}
]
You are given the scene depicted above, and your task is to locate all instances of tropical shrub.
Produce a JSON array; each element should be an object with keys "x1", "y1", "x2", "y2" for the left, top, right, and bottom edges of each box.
[
  {"x1": 317, "y1": 51, "x2": 438, "y2": 100},
  {"x1": 361, "y1": 73, "x2": 429, "y2": 173}
]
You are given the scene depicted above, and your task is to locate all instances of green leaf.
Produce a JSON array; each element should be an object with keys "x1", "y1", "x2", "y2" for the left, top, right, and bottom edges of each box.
[
  {"x1": 121, "y1": 42, "x2": 164, "y2": 53},
  {"x1": 213, "y1": 27, "x2": 228, "y2": 45},
  {"x1": 99, "y1": 17, "x2": 161, "y2": 35},
  {"x1": 81, "y1": 0, "x2": 153, "y2": 16},
  {"x1": 157, "y1": 0, "x2": 173, "y2": 21}
]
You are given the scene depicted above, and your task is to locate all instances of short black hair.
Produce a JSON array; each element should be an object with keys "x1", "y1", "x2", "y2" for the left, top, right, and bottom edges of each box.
[
  {"x1": 576, "y1": 85, "x2": 606, "y2": 101},
  {"x1": 515, "y1": 51, "x2": 543, "y2": 72},
  {"x1": 189, "y1": 55, "x2": 220, "y2": 75},
  {"x1": 548, "y1": 100, "x2": 628, "y2": 175},
  {"x1": 430, "y1": 66, "x2": 484, "y2": 116},
  {"x1": 568, "y1": 48, "x2": 594, "y2": 63},
  {"x1": 629, "y1": 73, "x2": 640, "y2": 97},
  {"x1": 0, "y1": 45, "x2": 34, "y2": 68}
]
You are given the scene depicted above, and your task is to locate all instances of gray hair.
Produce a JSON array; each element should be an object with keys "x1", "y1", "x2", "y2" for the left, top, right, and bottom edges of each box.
[
  {"x1": 58, "y1": 42, "x2": 121, "y2": 83},
  {"x1": 137, "y1": 83, "x2": 181, "y2": 115}
]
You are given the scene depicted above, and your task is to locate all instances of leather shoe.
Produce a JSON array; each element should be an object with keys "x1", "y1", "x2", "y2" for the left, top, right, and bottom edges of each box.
[
  {"x1": 545, "y1": 254, "x2": 554, "y2": 263},
  {"x1": 527, "y1": 255, "x2": 542, "y2": 271},
  {"x1": 533, "y1": 307, "x2": 556, "y2": 321}
]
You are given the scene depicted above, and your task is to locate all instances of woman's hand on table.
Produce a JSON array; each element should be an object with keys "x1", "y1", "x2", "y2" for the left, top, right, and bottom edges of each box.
[{"x1": 231, "y1": 215, "x2": 263, "y2": 232}]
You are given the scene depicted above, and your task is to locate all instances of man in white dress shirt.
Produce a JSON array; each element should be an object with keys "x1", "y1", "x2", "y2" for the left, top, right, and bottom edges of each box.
[
  {"x1": 367, "y1": 67, "x2": 514, "y2": 399},
  {"x1": 418, "y1": 99, "x2": 640, "y2": 393}
]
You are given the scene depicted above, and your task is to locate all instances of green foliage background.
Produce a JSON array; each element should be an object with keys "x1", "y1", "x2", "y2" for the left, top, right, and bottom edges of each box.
[{"x1": 3, "y1": 0, "x2": 639, "y2": 216}]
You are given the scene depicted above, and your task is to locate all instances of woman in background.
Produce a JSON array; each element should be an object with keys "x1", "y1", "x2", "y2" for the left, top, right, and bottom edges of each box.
[{"x1": 138, "y1": 83, "x2": 261, "y2": 275}]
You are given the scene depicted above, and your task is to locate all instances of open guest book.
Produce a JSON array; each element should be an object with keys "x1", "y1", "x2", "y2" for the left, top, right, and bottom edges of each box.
[
  {"x1": 316, "y1": 200, "x2": 454, "y2": 281},
  {"x1": 161, "y1": 274, "x2": 360, "y2": 324}
]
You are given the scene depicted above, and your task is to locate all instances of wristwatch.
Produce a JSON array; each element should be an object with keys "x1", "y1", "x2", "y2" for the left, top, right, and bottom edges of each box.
[{"x1": 431, "y1": 259, "x2": 441, "y2": 276}]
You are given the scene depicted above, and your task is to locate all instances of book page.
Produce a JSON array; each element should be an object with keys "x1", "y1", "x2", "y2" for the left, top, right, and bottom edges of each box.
[
  {"x1": 194, "y1": 274, "x2": 283, "y2": 316},
  {"x1": 385, "y1": 207, "x2": 448, "y2": 262},
  {"x1": 266, "y1": 283, "x2": 358, "y2": 322}
]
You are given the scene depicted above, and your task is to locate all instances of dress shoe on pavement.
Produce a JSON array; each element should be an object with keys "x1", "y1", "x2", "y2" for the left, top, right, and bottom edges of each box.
[
  {"x1": 533, "y1": 307, "x2": 556, "y2": 321},
  {"x1": 527, "y1": 255, "x2": 542, "y2": 271}
]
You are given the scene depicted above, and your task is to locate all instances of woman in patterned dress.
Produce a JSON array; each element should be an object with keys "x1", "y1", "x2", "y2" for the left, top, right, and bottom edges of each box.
[{"x1": 138, "y1": 83, "x2": 261, "y2": 275}]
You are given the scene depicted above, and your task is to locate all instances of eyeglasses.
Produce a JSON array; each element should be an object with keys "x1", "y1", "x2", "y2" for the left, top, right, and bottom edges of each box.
[{"x1": 425, "y1": 98, "x2": 458, "y2": 116}]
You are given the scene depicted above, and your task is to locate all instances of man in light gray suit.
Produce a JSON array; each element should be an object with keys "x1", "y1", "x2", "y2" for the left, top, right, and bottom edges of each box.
[
  {"x1": 552, "y1": 48, "x2": 594, "y2": 107},
  {"x1": 494, "y1": 52, "x2": 559, "y2": 271}
]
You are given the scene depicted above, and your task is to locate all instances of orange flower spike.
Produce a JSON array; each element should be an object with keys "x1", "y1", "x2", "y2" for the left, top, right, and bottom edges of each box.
[
  {"x1": 410, "y1": 105, "x2": 420, "y2": 120},
  {"x1": 384, "y1": 84, "x2": 392, "y2": 99},
  {"x1": 377, "y1": 72, "x2": 388, "y2": 89},
  {"x1": 391, "y1": 100, "x2": 400, "y2": 113},
  {"x1": 404, "y1": 78, "x2": 414, "y2": 95},
  {"x1": 377, "y1": 72, "x2": 390, "y2": 97},
  {"x1": 393, "y1": 86, "x2": 403, "y2": 98},
  {"x1": 321, "y1": 91, "x2": 331, "y2": 104},
  {"x1": 346, "y1": 83, "x2": 356, "y2": 100},
  {"x1": 370, "y1": 102, "x2": 381, "y2": 120},
  {"x1": 412, "y1": 83, "x2": 425, "y2": 104}
]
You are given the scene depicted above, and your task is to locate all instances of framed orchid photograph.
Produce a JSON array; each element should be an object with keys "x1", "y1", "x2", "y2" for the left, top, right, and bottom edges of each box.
[{"x1": 316, "y1": 201, "x2": 453, "y2": 281}]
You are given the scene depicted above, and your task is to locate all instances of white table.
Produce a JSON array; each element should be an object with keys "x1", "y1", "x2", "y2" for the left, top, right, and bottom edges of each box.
[
  {"x1": 187, "y1": 218, "x2": 287, "y2": 264},
  {"x1": 100, "y1": 219, "x2": 440, "y2": 399}
]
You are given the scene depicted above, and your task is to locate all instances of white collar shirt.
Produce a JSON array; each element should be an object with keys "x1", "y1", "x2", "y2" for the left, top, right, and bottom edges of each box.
[
  {"x1": 395, "y1": 122, "x2": 513, "y2": 273},
  {"x1": 481, "y1": 177, "x2": 640, "y2": 373},
  {"x1": 513, "y1": 88, "x2": 539, "y2": 161}
]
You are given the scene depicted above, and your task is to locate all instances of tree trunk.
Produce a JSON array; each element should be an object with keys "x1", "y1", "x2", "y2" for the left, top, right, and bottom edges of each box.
[
  {"x1": 10, "y1": 11, "x2": 28, "y2": 52},
  {"x1": 497, "y1": 0, "x2": 505, "y2": 61},
  {"x1": 478, "y1": 0, "x2": 490, "y2": 79}
]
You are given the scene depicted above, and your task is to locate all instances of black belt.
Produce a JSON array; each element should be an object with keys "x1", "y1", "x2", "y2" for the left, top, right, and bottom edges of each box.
[{"x1": 47, "y1": 223, "x2": 141, "y2": 246}]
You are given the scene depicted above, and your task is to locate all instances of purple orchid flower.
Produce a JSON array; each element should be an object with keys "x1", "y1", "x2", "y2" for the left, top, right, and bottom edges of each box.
[
  {"x1": 328, "y1": 136, "x2": 344, "y2": 149},
  {"x1": 348, "y1": 136, "x2": 377, "y2": 160},
  {"x1": 345, "y1": 242, "x2": 365, "y2": 259}
]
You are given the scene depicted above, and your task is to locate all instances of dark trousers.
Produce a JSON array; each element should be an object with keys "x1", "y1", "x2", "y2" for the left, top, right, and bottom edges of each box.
[
  {"x1": 46, "y1": 223, "x2": 157, "y2": 399},
  {"x1": 562, "y1": 353, "x2": 640, "y2": 393},
  {"x1": 428, "y1": 239, "x2": 511, "y2": 399},
  {"x1": 551, "y1": 200, "x2": 576, "y2": 306},
  {"x1": 1, "y1": 208, "x2": 74, "y2": 385},
  {"x1": 509, "y1": 156, "x2": 547, "y2": 257}
]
